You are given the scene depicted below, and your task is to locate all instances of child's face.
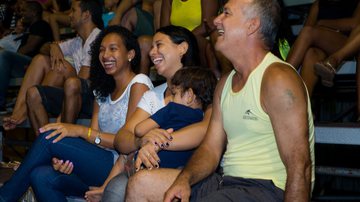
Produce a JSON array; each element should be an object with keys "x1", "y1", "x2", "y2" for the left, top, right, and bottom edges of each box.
[{"x1": 171, "y1": 86, "x2": 190, "y2": 106}]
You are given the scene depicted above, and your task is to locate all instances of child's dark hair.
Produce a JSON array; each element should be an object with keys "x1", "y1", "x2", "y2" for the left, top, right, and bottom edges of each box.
[{"x1": 171, "y1": 66, "x2": 217, "y2": 110}]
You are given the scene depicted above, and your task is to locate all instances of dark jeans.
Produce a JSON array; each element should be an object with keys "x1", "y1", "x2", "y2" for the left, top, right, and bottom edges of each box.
[
  {"x1": 0, "y1": 131, "x2": 114, "y2": 202},
  {"x1": 0, "y1": 49, "x2": 31, "y2": 107}
]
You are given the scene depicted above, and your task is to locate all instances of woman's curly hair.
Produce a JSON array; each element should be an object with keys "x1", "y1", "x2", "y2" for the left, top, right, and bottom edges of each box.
[{"x1": 89, "y1": 25, "x2": 141, "y2": 101}]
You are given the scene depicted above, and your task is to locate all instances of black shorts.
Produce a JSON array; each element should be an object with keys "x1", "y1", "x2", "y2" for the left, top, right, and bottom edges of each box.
[
  {"x1": 190, "y1": 173, "x2": 284, "y2": 202},
  {"x1": 36, "y1": 78, "x2": 94, "y2": 118}
]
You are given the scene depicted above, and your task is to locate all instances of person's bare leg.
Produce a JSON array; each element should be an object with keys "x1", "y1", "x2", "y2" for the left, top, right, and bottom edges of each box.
[
  {"x1": 61, "y1": 77, "x2": 82, "y2": 123},
  {"x1": 300, "y1": 47, "x2": 327, "y2": 96},
  {"x1": 138, "y1": 35, "x2": 152, "y2": 75},
  {"x1": 126, "y1": 168, "x2": 181, "y2": 202},
  {"x1": 3, "y1": 55, "x2": 51, "y2": 130},
  {"x1": 26, "y1": 86, "x2": 49, "y2": 135},
  {"x1": 286, "y1": 26, "x2": 347, "y2": 69}
]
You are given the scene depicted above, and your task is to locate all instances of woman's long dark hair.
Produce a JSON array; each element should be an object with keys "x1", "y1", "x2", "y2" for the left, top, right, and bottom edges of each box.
[
  {"x1": 156, "y1": 25, "x2": 200, "y2": 66},
  {"x1": 89, "y1": 25, "x2": 141, "y2": 101}
]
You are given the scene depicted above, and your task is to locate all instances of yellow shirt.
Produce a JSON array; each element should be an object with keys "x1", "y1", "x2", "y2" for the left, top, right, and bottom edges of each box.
[
  {"x1": 220, "y1": 52, "x2": 315, "y2": 190},
  {"x1": 170, "y1": 0, "x2": 201, "y2": 31}
]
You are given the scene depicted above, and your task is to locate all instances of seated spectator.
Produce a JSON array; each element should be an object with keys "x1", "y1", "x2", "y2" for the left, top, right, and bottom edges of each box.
[
  {"x1": 314, "y1": 25, "x2": 360, "y2": 121},
  {"x1": 0, "y1": 18, "x2": 26, "y2": 52},
  {"x1": 0, "y1": 0, "x2": 52, "y2": 114},
  {"x1": 84, "y1": 66, "x2": 216, "y2": 201},
  {"x1": 2, "y1": 0, "x2": 102, "y2": 131},
  {"x1": 0, "y1": 25, "x2": 153, "y2": 201},
  {"x1": 286, "y1": 0, "x2": 360, "y2": 95},
  {"x1": 127, "y1": 0, "x2": 315, "y2": 201}
]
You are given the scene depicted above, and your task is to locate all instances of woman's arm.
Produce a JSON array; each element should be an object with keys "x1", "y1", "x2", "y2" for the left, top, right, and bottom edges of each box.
[
  {"x1": 114, "y1": 108, "x2": 152, "y2": 154},
  {"x1": 192, "y1": 0, "x2": 219, "y2": 36},
  {"x1": 160, "y1": 0, "x2": 172, "y2": 28}
]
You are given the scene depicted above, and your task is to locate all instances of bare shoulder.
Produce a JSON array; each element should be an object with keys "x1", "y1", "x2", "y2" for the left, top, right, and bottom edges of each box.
[
  {"x1": 261, "y1": 62, "x2": 307, "y2": 113},
  {"x1": 262, "y1": 62, "x2": 305, "y2": 92}
]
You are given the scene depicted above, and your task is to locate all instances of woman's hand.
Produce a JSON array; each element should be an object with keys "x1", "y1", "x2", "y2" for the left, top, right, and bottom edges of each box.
[
  {"x1": 139, "y1": 128, "x2": 173, "y2": 148},
  {"x1": 135, "y1": 142, "x2": 161, "y2": 171},
  {"x1": 40, "y1": 123, "x2": 86, "y2": 143},
  {"x1": 52, "y1": 157, "x2": 74, "y2": 174}
]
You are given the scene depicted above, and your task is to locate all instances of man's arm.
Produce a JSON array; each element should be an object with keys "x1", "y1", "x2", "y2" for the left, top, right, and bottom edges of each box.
[
  {"x1": 262, "y1": 63, "x2": 312, "y2": 201},
  {"x1": 164, "y1": 75, "x2": 228, "y2": 202}
]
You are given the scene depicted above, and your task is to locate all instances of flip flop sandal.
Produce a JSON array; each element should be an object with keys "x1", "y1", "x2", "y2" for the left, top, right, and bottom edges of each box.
[{"x1": 314, "y1": 60, "x2": 337, "y2": 87}]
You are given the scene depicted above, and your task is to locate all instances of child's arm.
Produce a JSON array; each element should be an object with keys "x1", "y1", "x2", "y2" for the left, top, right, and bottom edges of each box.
[{"x1": 134, "y1": 118, "x2": 160, "y2": 138}]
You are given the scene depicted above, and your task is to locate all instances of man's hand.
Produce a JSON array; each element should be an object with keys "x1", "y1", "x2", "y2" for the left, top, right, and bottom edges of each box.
[
  {"x1": 164, "y1": 177, "x2": 192, "y2": 202},
  {"x1": 49, "y1": 43, "x2": 66, "y2": 72}
]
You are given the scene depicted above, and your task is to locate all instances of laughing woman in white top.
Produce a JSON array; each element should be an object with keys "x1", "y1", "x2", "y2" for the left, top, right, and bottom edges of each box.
[{"x1": 0, "y1": 26, "x2": 153, "y2": 202}]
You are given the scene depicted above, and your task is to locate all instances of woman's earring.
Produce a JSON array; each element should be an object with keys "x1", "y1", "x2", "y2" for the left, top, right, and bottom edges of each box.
[{"x1": 128, "y1": 58, "x2": 132, "y2": 62}]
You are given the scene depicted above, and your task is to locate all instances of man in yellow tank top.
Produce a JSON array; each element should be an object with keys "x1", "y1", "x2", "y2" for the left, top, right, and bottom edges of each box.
[{"x1": 164, "y1": 0, "x2": 315, "y2": 201}]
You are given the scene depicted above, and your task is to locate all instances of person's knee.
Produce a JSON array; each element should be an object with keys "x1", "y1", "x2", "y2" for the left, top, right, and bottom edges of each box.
[
  {"x1": 26, "y1": 86, "x2": 42, "y2": 107},
  {"x1": 126, "y1": 170, "x2": 151, "y2": 197},
  {"x1": 64, "y1": 77, "x2": 81, "y2": 97}
]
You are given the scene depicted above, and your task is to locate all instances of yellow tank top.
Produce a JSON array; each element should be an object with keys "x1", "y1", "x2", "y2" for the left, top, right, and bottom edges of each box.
[
  {"x1": 170, "y1": 0, "x2": 201, "y2": 31},
  {"x1": 220, "y1": 52, "x2": 315, "y2": 190}
]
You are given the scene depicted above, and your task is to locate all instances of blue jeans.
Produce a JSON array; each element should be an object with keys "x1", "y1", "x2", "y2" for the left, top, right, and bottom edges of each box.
[
  {"x1": 0, "y1": 49, "x2": 31, "y2": 107},
  {"x1": 0, "y1": 131, "x2": 114, "y2": 202}
]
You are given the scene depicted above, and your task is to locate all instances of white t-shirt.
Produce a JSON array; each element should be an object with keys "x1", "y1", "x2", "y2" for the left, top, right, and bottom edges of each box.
[
  {"x1": 137, "y1": 83, "x2": 167, "y2": 115},
  {"x1": 59, "y1": 27, "x2": 101, "y2": 74},
  {"x1": 95, "y1": 74, "x2": 154, "y2": 162}
]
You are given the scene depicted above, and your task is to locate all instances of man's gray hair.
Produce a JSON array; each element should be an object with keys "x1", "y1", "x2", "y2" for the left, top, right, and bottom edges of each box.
[{"x1": 243, "y1": 0, "x2": 281, "y2": 49}]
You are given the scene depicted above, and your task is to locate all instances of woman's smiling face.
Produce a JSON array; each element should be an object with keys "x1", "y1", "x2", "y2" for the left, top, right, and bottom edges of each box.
[
  {"x1": 99, "y1": 33, "x2": 132, "y2": 76},
  {"x1": 149, "y1": 32, "x2": 185, "y2": 79}
]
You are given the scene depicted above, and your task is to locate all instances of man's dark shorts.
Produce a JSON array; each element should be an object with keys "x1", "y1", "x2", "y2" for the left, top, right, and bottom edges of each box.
[
  {"x1": 35, "y1": 78, "x2": 93, "y2": 118},
  {"x1": 190, "y1": 173, "x2": 284, "y2": 202}
]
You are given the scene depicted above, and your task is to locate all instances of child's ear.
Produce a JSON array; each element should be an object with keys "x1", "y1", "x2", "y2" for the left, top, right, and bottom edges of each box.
[{"x1": 186, "y1": 88, "x2": 196, "y2": 104}]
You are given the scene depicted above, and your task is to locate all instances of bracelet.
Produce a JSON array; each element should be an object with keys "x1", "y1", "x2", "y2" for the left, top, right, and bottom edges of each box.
[{"x1": 87, "y1": 128, "x2": 92, "y2": 140}]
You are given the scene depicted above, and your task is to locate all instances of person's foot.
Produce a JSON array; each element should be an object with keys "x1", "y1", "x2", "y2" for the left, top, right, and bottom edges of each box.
[
  {"x1": 314, "y1": 59, "x2": 337, "y2": 87},
  {"x1": 2, "y1": 113, "x2": 26, "y2": 130}
]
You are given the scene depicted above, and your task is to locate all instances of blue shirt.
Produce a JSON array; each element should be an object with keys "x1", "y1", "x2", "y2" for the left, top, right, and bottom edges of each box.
[{"x1": 150, "y1": 102, "x2": 203, "y2": 168}]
